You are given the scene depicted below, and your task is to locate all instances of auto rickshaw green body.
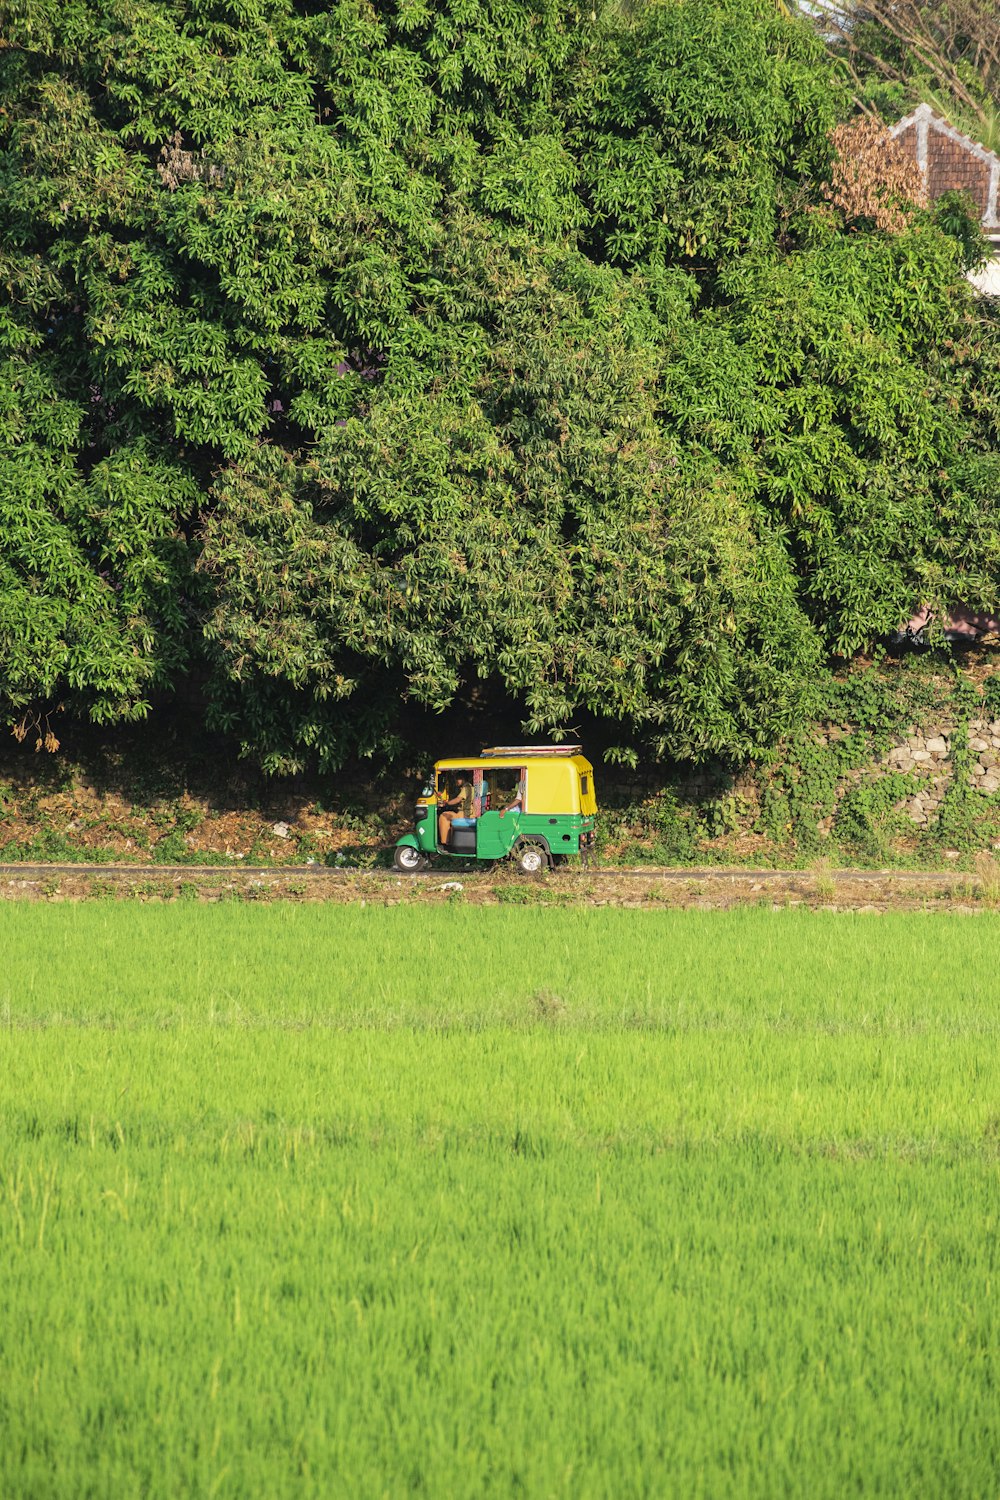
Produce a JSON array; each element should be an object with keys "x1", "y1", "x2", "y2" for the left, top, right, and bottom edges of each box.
[{"x1": 393, "y1": 746, "x2": 597, "y2": 871}]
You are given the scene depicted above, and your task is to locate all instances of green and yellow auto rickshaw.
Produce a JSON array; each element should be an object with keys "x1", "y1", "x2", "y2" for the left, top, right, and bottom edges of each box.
[{"x1": 392, "y1": 746, "x2": 597, "y2": 873}]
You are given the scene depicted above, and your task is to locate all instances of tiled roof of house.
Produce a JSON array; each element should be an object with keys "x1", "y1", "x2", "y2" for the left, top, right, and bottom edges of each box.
[{"x1": 889, "y1": 102, "x2": 1000, "y2": 233}]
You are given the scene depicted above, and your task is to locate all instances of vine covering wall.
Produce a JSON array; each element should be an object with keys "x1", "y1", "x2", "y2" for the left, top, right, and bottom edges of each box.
[{"x1": 601, "y1": 657, "x2": 1000, "y2": 865}]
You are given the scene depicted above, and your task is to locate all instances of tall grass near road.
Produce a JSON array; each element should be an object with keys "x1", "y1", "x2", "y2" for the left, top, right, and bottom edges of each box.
[{"x1": 1, "y1": 907, "x2": 999, "y2": 1498}]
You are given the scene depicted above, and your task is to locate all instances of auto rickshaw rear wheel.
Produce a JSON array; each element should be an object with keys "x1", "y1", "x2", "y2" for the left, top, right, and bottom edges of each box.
[
  {"x1": 393, "y1": 845, "x2": 425, "y2": 873},
  {"x1": 513, "y1": 841, "x2": 547, "y2": 875}
]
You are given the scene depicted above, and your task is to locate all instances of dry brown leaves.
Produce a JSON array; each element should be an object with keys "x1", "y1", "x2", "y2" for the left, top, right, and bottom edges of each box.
[{"x1": 826, "y1": 118, "x2": 928, "y2": 233}]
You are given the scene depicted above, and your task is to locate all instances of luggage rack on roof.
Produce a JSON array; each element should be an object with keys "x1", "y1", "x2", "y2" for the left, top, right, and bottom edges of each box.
[{"x1": 480, "y1": 745, "x2": 582, "y2": 757}]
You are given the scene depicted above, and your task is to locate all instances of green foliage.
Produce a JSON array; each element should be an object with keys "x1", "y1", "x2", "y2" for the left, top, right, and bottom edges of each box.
[
  {"x1": 3, "y1": 0, "x2": 1000, "y2": 770},
  {"x1": 754, "y1": 666, "x2": 912, "y2": 854},
  {"x1": 932, "y1": 190, "x2": 988, "y2": 271},
  {"x1": 914, "y1": 674, "x2": 1000, "y2": 855},
  {"x1": 666, "y1": 234, "x2": 1000, "y2": 659},
  {"x1": 832, "y1": 772, "x2": 913, "y2": 861},
  {"x1": 596, "y1": 786, "x2": 703, "y2": 864},
  {"x1": 196, "y1": 242, "x2": 823, "y2": 770},
  {"x1": 576, "y1": 0, "x2": 839, "y2": 267}
]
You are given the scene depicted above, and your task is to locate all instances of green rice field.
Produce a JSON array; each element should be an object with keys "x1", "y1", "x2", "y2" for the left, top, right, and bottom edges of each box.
[{"x1": 1, "y1": 905, "x2": 998, "y2": 1497}]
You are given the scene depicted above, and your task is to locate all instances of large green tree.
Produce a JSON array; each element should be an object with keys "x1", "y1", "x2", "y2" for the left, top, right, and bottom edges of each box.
[{"x1": 2, "y1": 0, "x2": 999, "y2": 770}]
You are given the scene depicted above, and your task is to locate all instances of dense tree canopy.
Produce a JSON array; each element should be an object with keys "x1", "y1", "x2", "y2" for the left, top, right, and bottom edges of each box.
[{"x1": 2, "y1": 0, "x2": 1000, "y2": 770}]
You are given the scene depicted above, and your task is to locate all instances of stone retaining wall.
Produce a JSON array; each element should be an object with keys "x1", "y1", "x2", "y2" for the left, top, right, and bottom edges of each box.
[{"x1": 872, "y1": 719, "x2": 1000, "y2": 825}]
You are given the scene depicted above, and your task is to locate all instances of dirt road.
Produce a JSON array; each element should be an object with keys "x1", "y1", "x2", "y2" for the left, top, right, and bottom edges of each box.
[{"x1": 0, "y1": 862, "x2": 994, "y2": 911}]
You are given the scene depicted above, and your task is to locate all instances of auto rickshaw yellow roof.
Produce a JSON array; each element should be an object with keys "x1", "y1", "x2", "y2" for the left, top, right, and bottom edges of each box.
[{"x1": 435, "y1": 747, "x2": 592, "y2": 772}]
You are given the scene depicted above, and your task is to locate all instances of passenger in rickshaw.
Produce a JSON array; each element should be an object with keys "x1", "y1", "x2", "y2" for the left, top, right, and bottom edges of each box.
[
  {"x1": 438, "y1": 773, "x2": 475, "y2": 846},
  {"x1": 498, "y1": 775, "x2": 525, "y2": 818}
]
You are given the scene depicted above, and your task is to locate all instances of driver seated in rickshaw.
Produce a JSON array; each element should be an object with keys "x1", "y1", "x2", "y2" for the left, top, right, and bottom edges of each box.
[{"x1": 438, "y1": 773, "x2": 475, "y2": 846}]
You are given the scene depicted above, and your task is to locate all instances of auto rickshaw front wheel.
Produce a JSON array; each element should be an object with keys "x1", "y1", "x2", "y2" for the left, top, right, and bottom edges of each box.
[{"x1": 393, "y1": 845, "x2": 426, "y2": 873}]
